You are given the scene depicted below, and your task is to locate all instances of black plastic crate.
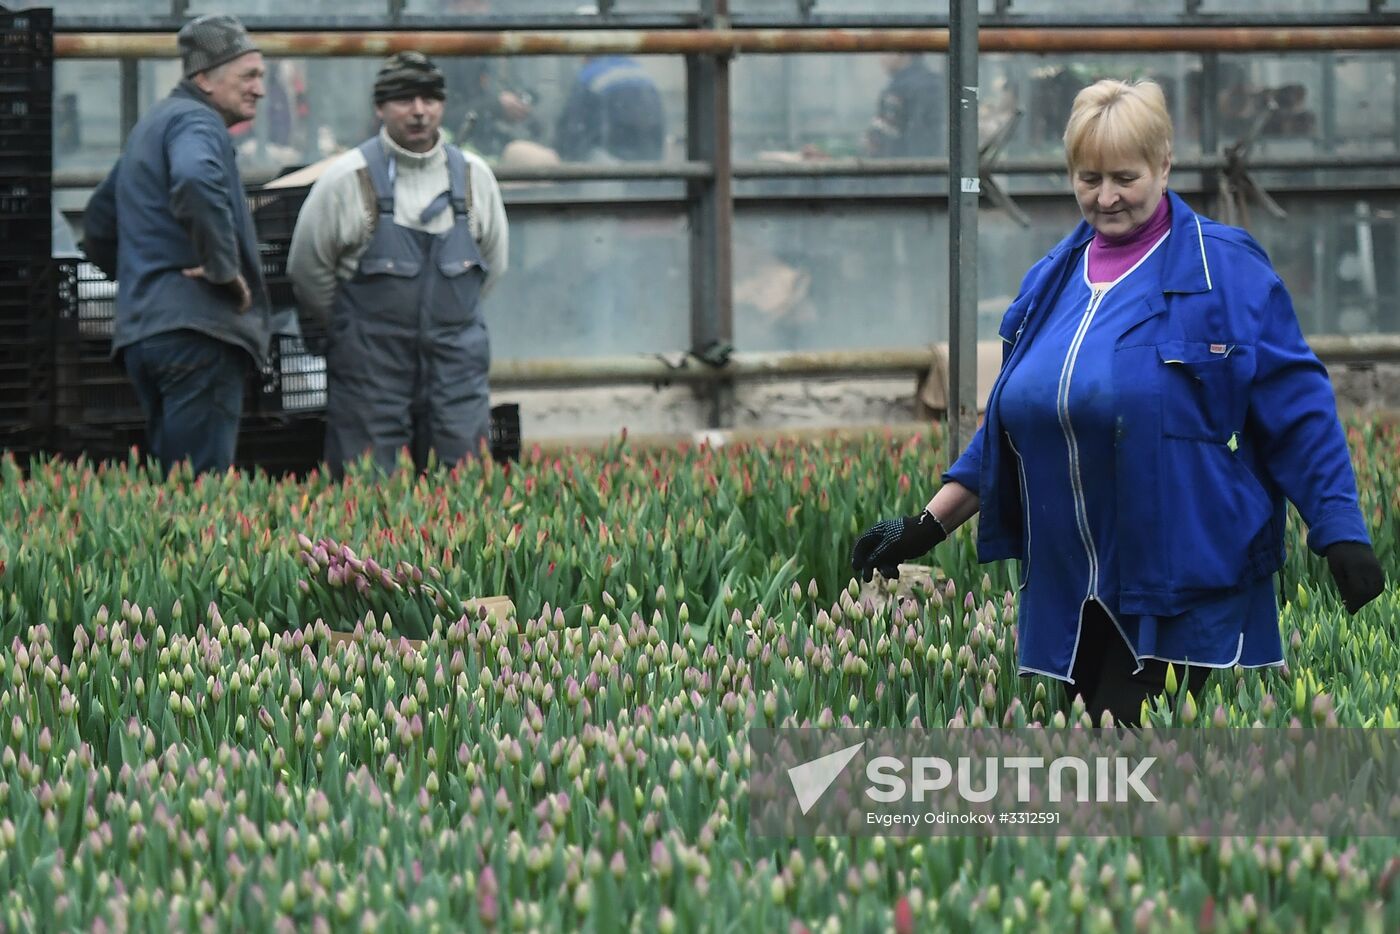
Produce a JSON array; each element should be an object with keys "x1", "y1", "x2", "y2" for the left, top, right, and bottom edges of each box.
[
  {"x1": 0, "y1": 47, "x2": 46, "y2": 68},
  {"x1": 234, "y1": 413, "x2": 326, "y2": 477},
  {"x1": 0, "y1": 16, "x2": 50, "y2": 58},
  {"x1": 44, "y1": 420, "x2": 145, "y2": 465},
  {"x1": 246, "y1": 186, "x2": 308, "y2": 310},
  {"x1": 51, "y1": 260, "x2": 140, "y2": 426},
  {"x1": 0, "y1": 176, "x2": 48, "y2": 213},
  {"x1": 264, "y1": 332, "x2": 326, "y2": 413},
  {"x1": 0, "y1": 51, "x2": 50, "y2": 94},
  {"x1": 0, "y1": 71, "x2": 48, "y2": 96},
  {"x1": 0, "y1": 150, "x2": 48, "y2": 177},
  {"x1": 0, "y1": 108, "x2": 50, "y2": 137},
  {"x1": 0, "y1": 92, "x2": 49, "y2": 118},
  {"x1": 62, "y1": 259, "x2": 115, "y2": 338},
  {"x1": 489, "y1": 403, "x2": 521, "y2": 462},
  {"x1": 52, "y1": 349, "x2": 142, "y2": 426},
  {"x1": 0, "y1": 257, "x2": 43, "y2": 283},
  {"x1": 0, "y1": 310, "x2": 43, "y2": 344},
  {"x1": 0, "y1": 337, "x2": 50, "y2": 430},
  {"x1": 259, "y1": 239, "x2": 296, "y2": 307},
  {"x1": 52, "y1": 260, "x2": 266, "y2": 428},
  {"x1": 0, "y1": 261, "x2": 47, "y2": 334},
  {"x1": 0, "y1": 215, "x2": 48, "y2": 250},
  {"x1": 247, "y1": 186, "x2": 309, "y2": 240}
]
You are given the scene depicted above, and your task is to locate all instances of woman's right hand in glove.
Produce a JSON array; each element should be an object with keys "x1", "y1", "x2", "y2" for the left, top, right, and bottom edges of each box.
[{"x1": 850, "y1": 509, "x2": 947, "y2": 582}]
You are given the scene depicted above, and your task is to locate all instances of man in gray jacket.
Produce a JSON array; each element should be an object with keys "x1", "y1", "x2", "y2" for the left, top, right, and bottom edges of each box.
[
  {"x1": 83, "y1": 15, "x2": 271, "y2": 476},
  {"x1": 288, "y1": 52, "x2": 508, "y2": 478}
]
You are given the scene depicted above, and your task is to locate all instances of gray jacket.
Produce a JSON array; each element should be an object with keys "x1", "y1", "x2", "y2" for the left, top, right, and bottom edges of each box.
[{"x1": 83, "y1": 80, "x2": 270, "y2": 366}]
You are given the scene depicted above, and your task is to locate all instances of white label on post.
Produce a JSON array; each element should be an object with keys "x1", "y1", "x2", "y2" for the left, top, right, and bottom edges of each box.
[{"x1": 960, "y1": 177, "x2": 981, "y2": 193}]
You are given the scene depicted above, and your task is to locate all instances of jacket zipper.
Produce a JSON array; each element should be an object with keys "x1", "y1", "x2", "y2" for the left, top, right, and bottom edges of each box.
[{"x1": 1058, "y1": 284, "x2": 1108, "y2": 596}]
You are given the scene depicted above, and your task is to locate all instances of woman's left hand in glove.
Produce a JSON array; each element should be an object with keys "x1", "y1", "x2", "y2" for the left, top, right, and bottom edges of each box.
[
  {"x1": 1325, "y1": 541, "x2": 1385, "y2": 614},
  {"x1": 850, "y1": 509, "x2": 947, "y2": 583}
]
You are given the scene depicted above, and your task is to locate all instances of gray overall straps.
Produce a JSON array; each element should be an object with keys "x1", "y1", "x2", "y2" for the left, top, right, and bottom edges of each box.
[{"x1": 324, "y1": 138, "x2": 491, "y2": 477}]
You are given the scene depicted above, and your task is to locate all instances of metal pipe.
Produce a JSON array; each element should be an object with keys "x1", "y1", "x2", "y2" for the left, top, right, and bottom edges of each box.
[
  {"x1": 53, "y1": 174, "x2": 1400, "y2": 213},
  {"x1": 53, "y1": 154, "x2": 1400, "y2": 191},
  {"x1": 948, "y1": 0, "x2": 979, "y2": 455},
  {"x1": 53, "y1": 163, "x2": 711, "y2": 189},
  {"x1": 800, "y1": 154, "x2": 1400, "y2": 175},
  {"x1": 522, "y1": 407, "x2": 1400, "y2": 454},
  {"x1": 486, "y1": 337, "x2": 1400, "y2": 387},
  {"x1": 524, "y1": 421, "x2": 934, "y2": 455},
  {"x1": 496, "y1": 161, "x2": 713, "y2": 181},
  {"x1": 54, "y1": 26, "x2": 1400, "y2": 59},
  {"x1": 49, "y1": 13, "x2": 1400, "y2": 32},
  {"x1": 1306, "y1": 334, "x2": 1400, "y2": 363},
  {"x1": 736, "y1": 154, "x2": 1400, "y2": 176},
  {"x1": 489, "y1": 349, "x2": 938, "y2": 387},
  {"x1": 996, "y1": 154, "x2": 1400, "y2": 174}
]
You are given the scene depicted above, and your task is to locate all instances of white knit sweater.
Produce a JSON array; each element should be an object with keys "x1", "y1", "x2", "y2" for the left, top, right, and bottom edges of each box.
[{"x1": 287, "y1": 127, "x2": 509, "y2": 335}]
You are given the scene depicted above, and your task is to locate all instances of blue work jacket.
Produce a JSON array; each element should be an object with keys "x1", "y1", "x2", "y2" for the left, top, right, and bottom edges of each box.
[
  {"x1": 945, "y1": 191, "x2": 1371, "y2": 618},
  {"x1": 83, "y1": 81, "x2": 271, "y2": 368}
]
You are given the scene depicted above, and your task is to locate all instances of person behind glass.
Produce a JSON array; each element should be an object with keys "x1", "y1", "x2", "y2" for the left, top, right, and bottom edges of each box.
[
  {"x1": 82, "y1": 15, "x2": 271, "y2": 476},
  {"x1": 851, "y1": 79, "x2": 1385, "y2": 727},
  {"x1": 554, "y1": 56, "x2": 665, "y2": 163},
  {"x1": 438, "y1": 1, "x2": 539, "y2": 157},
  {"x1": 287, "y1": 52, "x2": 509, "y2": 478},
  {"x1": 865, "y1": 53, "x2": 945, "y2": 158}
]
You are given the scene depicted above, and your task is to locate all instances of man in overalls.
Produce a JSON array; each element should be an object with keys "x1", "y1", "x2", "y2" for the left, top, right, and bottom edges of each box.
[{"x1": 288, "y1": 51, "x2": 509, "y2": 477}]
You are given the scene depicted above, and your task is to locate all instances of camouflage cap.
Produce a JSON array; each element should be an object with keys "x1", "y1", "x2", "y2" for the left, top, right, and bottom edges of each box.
[
  {"x1": 178, "y1": 14, "x2": 259, "y2": 78},
  {"x1": 374, "y1": 51, "x2": 447, "y2": 105}
]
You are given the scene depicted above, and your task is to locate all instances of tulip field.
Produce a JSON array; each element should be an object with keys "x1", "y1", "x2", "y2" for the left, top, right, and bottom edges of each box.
[{"x1": 0, "y1": 422, "x2": 1396, "y2": 932}]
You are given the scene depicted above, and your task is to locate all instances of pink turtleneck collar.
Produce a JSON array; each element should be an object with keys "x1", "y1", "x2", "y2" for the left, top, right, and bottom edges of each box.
[{"x1": 1086, "y1": 195, "x2": 1171, "y2": 284}]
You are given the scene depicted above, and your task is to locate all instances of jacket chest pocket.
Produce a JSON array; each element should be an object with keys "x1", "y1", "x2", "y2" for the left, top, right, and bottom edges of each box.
[
  {"x1": 352, "y1": 255, "x2": 423, "y2": 328},
  {"x1": 430, "y1": 257, "x2": 486, "y2": 327},
  {"x1": 1155, "y1": 340, "x2": 1241, "y2": 442},
  {"x1": 358, "y1": 255, "x2": 422, "y2": 278}
]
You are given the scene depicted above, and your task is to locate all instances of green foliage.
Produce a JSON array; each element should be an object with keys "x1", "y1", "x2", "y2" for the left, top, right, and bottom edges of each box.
[{"x1": 0, "y1": 420, "x2": 1396, "y2": 930}]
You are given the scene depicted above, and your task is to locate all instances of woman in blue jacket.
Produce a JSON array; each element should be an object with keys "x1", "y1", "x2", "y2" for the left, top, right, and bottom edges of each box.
[{"x1": 851, "y1": 79, "x2": 1385, "y2": 727}]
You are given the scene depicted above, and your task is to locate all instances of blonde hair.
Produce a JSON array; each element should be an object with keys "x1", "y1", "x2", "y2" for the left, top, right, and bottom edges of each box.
[{"x1": 1063, "y1": 79, "x2": 1173, "y2": 173}]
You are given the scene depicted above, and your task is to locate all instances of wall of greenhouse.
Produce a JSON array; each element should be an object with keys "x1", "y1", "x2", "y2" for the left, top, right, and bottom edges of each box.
[{"x1": 22, "y1": 0, "x2": 1400, "y2": 439}]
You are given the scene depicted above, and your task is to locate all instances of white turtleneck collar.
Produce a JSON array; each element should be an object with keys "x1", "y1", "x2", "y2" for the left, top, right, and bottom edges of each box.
[{"x1": 378, "y1": 125, "x2": 445, "y2": 171}]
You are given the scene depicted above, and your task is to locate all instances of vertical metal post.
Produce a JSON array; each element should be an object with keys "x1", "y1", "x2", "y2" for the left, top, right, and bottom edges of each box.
[
  {"x1": 1392, "y1": 55, "x2": 1400, "y2": 154},
  {"x1": 947, "y1": 0, "x2": 979, "y2": 456},
  {"x1": 119, "y1": 59, "x2": 139, "y2": 144},
  {"x1": 1320, "y1": 52, "x2": 1338, "y2": 156},
  {"x1": 688, "y1": 0, "x2": 734, "y2": 428},
  {"x1": 1199, "y1": 52, "x2": 1220, "y2": 210}
]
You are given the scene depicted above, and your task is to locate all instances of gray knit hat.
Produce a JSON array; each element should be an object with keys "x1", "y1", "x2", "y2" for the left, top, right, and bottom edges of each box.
[{"x1": 178, "y1": 14, "x2": 259, "y2": 79}]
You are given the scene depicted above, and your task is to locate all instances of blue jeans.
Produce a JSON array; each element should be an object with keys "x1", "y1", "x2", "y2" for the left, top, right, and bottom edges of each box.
[{"x1": 123, "y1": 329, "x2": 248, "y2": 475}]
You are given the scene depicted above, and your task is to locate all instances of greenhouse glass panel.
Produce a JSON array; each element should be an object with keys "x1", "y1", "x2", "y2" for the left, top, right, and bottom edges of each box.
[{"x1": 486, "y1": 210, "x2": 691, "y2": 359}]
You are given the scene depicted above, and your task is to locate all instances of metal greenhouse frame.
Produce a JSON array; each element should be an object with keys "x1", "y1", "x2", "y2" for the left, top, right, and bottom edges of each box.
[{"x1": 48, "y1": 1, "x2": 1400, "y2": 451}]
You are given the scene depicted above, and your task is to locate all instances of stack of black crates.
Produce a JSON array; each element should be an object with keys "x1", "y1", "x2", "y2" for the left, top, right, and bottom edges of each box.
[{"x1": 0, "y1": 6, "x2": 52, "y2": 460}]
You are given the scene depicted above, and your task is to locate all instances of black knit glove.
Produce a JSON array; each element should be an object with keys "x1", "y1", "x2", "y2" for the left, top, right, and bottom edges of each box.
[
  {"x1": 1325, "y1": 541, "x2": 1385, "y2": 614},
  {"x1": 850, "y1": 510, "x2": 948, "y2": 582}
]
